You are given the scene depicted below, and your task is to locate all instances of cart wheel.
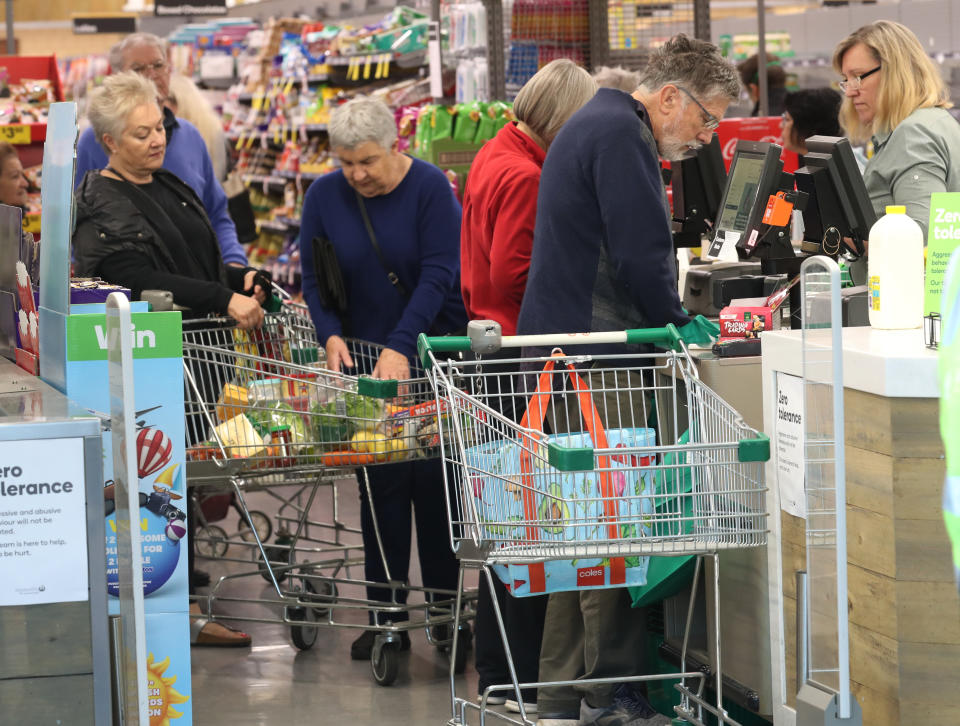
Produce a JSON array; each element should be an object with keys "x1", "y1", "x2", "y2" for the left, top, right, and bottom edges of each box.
[
  {"x1": 195, "y1": 525, "x2": 229, "y2": 558},
  {"x1": 258, "y1": 540, "x2": 293, "y2": 583},
  {"x1": 309, "y1": 579, "x2": 338, "y2": 618},
  {"x1": 371, "y1": 642, "x2": 399, "y2": 686},
  {"x1": 238, "y1": 510, "x2": 273, "y2": 543},
  {"x1": 287, "y1": 581, "x2": 319, "y2": 651}
]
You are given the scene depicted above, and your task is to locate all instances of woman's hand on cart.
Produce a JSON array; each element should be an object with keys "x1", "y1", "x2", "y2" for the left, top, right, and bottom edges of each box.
[
  {"x1": 324, "y1": 335, "x2": 356, "y2": 372},
  {"x1": 243, "y1": 269, "x2": 270, "y2": 305},
  {"x1": 372, "y1": 347, "x2": 409, "y2": 382},
  {"x1": 228, "y1": 292, "x2": 265, "y2": 330}
]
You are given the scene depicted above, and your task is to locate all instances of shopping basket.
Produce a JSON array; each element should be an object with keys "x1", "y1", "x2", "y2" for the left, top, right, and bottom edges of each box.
[{"x1": 418, "y1": 321, "x2": 770, "y2": 726}]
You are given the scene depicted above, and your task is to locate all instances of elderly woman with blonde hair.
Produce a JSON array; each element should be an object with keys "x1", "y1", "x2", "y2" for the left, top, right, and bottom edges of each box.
[{"x1": 835, "y1": 20, "x2": 960, "y2": 241}]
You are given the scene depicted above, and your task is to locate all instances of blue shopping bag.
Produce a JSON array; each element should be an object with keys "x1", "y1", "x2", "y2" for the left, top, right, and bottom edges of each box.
[{"x1": 464, "y1": 354, "x2": 656, "y2": 597}]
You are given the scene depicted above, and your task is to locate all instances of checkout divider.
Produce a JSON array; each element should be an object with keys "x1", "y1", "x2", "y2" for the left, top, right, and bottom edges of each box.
[{"x1": 33, "y1": 102, "x2": 192, "y2": 724}]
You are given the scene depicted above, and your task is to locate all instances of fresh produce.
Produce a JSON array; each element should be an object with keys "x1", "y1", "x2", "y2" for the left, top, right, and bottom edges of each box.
[
  {"x1": 309, "y1": 391, "x2": 384, "y2": 448},
  {"x1": 248, "y1": 401, "x2": 309, "y2": 450},
  {"x1": 321, "y1": 451, "x2": 379, "y2": 467}
]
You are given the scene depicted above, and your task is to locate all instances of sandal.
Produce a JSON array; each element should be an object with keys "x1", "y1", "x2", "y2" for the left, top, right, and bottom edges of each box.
[{"x1": 190, "y1": 616, "x2": 252, "y2": 648}]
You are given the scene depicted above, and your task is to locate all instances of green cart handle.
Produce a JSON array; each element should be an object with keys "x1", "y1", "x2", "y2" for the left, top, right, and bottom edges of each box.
[{"x1": 418, "y1": 325, "x2": 683, "y2": 370}]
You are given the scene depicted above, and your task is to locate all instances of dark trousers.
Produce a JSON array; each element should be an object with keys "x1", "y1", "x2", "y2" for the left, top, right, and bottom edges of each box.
[
  {"x1": 359, "y1": 458, "x2": 459, "y2": 623},
  {"x1": 475, "y1": 573, "x2": 548, "y2": 698}
]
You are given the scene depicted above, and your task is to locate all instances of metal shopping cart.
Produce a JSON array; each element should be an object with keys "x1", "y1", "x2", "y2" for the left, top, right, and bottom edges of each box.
[
  {"x1": 182, "y1": 302, "x2": 475, "y2": 685},
  {"x1": 418, "y1": 322, "x2": 770, "y2": 725}
]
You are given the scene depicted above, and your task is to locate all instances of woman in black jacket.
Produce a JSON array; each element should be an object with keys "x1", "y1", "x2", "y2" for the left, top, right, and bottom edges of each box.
[
  {"x1": 73, "y1": 71, "x2": 265, "y2": 329},
  {"x1": 74, "y1": 71, "x2": 266, "y2": 648}
]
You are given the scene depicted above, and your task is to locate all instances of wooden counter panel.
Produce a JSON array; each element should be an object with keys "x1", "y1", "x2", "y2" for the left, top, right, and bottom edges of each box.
[
  {"x1": 849, "y1": 621, "x2": 900, "y2": 703},
  {"x1": 897, "y1": 641, "x2": 960, "y2": 704},
  {"x1": 846, "y1": 446, "x2": 894, "y2": 518},
  {"x1": 847, "y1": 564, "x2": 897, "y2": 641},
  {"x1": 893, "y1": 518, "x2": 955, "y2": 582},
  {"x1": 895, "y1": 580, "x2": 960, "y2": 644},
  {"x1": 850, "y1": 681, "x2": 899, "y2": 726},
  {"x1": 847, "y1": 505, "x2": 897, "y2": 578},
  {"x1": 844, "y1": 392, "x2": 942, "y2": 459}
]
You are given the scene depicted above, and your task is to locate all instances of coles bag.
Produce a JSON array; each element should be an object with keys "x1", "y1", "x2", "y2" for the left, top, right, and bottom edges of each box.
[{"x1": 464, "y1": 354, "x2": 656, "y2": 597}]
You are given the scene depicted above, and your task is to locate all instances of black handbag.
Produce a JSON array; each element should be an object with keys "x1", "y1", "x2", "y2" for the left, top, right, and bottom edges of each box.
[{"x1": 310, "y1": 235, "x2": 350, "y2": 331}]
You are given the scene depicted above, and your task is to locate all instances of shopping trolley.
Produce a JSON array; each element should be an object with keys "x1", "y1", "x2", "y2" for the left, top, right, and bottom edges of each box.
[
  {"x1": 418, "y1": 322, "x2": 770, "y2": 725},
  {"x1": 182, "y1": 302, "x2": 475, "y2": 685}
]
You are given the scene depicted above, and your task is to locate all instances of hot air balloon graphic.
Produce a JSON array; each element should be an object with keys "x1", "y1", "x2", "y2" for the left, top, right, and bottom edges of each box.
[{"x1": 137, "y1": 427, "x2": 173, "y2": 479}]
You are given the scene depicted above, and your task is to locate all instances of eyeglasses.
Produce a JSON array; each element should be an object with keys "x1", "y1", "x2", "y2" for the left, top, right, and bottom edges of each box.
[
  {"x1": 129, "y1": 60, "x2": 168, "y2": 76},
  {"x1": 676, "y1": 86, "x2": 720, "y2": 131},
  {"x1": 838, "y1": 65, "x2": 880, "y2": 93}
]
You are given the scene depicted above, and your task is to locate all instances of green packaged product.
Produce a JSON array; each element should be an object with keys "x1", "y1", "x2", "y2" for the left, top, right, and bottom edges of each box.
[
  {"x1": 474, "y1": 102, "x2": 498, "y2": 144},
  {"x1": 413, "y1": 105, "x2": 434, "y2": 156},
  {"x1": 453, "y1": 101, "x2": 483, "y2": 143},
  {"x1": 490, "y1": 101, "x2": 515, "y2": 133},
  {"x1": 430, "y1": 104, "x2": 456, "y2": 142}
]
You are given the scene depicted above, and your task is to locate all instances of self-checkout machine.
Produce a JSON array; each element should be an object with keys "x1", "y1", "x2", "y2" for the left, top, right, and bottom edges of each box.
[{"x1": 0, "y1": 102, "x2": 110, "y2": 725}]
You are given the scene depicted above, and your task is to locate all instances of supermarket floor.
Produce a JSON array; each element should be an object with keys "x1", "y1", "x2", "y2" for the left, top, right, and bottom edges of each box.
[{"x1": 189, "y1": 476, "x2": 487, "y2": 726}]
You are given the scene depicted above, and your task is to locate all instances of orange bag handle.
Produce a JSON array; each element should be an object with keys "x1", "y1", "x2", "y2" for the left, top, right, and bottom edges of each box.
[{"x1": 517, "y1": 353, "x2": 622, "y2": 544}]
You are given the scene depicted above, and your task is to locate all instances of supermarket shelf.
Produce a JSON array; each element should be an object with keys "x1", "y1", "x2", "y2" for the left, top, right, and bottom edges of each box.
[
  {"x1": 243, "y1": 173, "x2": 288, "y2": 187},
  {"x1": 274, "y1": 169, "x2": 327, "y2": 181},
  {"x1": 256, "y1": 219, "x2": 291, "y2": 233},
  {"x1": 227, "y1": 124, "x2": 327, "y2": 142},
  {"x1": 276, "y1": 216, "x2": 301, "y2": 228},
  {"x1": 236, "y1": 77, "x2": 330, "y2": 103}
]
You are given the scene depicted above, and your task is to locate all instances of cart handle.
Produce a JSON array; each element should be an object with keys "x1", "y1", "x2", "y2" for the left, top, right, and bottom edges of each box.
[{"x1": 417, "y1": 324, "x2": 683, "y2": 370}]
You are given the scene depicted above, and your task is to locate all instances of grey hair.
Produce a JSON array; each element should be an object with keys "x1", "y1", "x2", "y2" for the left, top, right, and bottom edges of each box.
[
  {"x1": 109, "y1": 32, "x2": 167, "y2": 73},
  {"x1": 328, "y1": 96, "x2": 397, "y2": 151},
  {"x1": 593, "y1": 65, "x2": 641, "y2": 93},
  {"x1": 514, "y1": 59, "x2": 597, "y2": 145},
  {"x1": 87, "y1": 71, "x2": 161, "y2": 155},
  {"x1": 637, "y1": 34, "x2": 740, "y2": 102}
]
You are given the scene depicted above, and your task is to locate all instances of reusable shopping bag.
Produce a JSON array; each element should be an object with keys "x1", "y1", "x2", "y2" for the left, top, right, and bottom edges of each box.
[{"x1": 464, "y1": 354, "x2": 656, "y2": 597}]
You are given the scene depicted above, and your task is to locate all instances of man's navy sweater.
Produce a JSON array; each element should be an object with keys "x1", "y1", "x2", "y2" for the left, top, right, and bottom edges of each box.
[{"x1": 516, "y1": 88, "x2": 689, "y2": 344}]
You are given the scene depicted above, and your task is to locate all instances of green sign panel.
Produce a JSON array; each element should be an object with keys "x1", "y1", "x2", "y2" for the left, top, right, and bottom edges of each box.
[
  {"x1": 926, "y1": 193, "x2": 960, "y2": 315},
  {"x1": 66, "y1": 312, "x2": 183, "y2": 361}
]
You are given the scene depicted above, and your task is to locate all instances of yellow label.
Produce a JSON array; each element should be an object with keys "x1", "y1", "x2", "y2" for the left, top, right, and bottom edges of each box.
[
  {"x1": 868, "y1": 275, "x2": 881, "y2": 312},
  {"x1": 0, "y1": 125, "x2": 31, "y2": 144}
]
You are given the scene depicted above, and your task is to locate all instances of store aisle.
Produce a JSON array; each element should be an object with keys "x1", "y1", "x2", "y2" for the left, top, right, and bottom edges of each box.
[{"x1": 189, "y1": 478, "x2": 484, "y2": 726}]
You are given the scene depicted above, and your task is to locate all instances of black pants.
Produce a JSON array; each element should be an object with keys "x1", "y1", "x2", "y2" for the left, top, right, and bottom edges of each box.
[
  {"x1": 475, "y1": 573, "x2": 548, "y2": 697},
  {"x1": 359, "y1": 458, "x2": 459, "y2": 623}
]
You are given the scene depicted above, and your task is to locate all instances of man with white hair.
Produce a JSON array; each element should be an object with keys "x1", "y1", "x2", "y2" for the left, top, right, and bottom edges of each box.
[
  {"x1": 74, "y1": 32, "x2": 247, "y2": 266},
  {"x1": 518, "y1": 35, "x2": 740, "y2": 726}
]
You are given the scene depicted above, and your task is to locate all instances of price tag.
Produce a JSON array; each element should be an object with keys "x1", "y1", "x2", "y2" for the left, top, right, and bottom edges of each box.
[{"x1": 1, "y1": 125, "x2": 32, "y2": 144}]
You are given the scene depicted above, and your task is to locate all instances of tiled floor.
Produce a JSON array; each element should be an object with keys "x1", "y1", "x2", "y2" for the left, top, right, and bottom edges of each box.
[{"x1": 190, "y1": 475, "x2": 492, "y2": 726}]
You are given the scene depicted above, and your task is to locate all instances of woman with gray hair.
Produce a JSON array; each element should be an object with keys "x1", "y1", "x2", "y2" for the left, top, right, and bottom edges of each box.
[
  {"x1": 460, "y1": 58, "x2": 595, "y2": 715},
  {"x1": 299, "y1": 95, "x2": 466, "y2": 661},
  {"x1": 73, "y1": 71, "x2": 270, "y2": 648}
]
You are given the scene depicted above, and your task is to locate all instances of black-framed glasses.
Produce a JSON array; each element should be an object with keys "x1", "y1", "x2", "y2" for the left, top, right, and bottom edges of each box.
[
  {"x1": 130, "y1": 60, "x2": 168, "y2": 75},
  {"x1": 838, "y1": 65, "x2": 881, "y2": 93},
  {"x1": 676, "y1": 86, "x2": 720, "y2": 131}
]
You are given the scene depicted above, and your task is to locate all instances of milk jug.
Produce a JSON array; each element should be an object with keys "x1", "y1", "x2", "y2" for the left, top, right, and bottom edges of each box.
[{"x1": 866, "y1": 205, "x2": 924, "y2": 329}]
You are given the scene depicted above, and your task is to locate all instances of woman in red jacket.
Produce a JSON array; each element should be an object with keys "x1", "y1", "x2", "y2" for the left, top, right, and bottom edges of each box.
[{"x1": 460, "y1": 58, "x2": 596, "y2": 715}]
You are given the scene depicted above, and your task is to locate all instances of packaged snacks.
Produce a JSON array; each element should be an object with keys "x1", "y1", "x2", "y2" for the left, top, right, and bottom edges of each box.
[
  {"x1": 213, "y1": 414, "x2": 267, "y2": 458},
  {"x1": 453, "y1": 101, "x2": 483, "y2": 143},
  {"x1": 216, "y1": 383, "x2": 250, "y2": 421}
]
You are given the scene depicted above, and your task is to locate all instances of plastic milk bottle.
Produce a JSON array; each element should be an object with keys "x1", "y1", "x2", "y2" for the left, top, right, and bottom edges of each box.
[{"x1": 867, "y1": 205, "x2": 924, "y2": 329}]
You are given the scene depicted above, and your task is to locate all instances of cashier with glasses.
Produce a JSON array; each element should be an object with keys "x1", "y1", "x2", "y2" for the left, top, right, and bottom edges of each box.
[{"x1": 834, "y1": 20, "x2": 960, "y2": 246}]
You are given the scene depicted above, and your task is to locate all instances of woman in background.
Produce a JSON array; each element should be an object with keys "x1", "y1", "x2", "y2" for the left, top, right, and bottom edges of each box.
[
  {"x1": 460, "y1": 58, "x2": 596, "y2": 715},
  {"x1": 780, "y1": 87, "x2": 842, "y2": 156},
  {"x1": 834, "y1": 20, "x2": 960, "y2": 239},
  {"x1": 168, "y1": 73, "x2": 229, "y2": 183}
]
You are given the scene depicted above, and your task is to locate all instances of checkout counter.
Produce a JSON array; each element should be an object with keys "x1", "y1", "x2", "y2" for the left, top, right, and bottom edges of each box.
[{"x1": 657, "y1": 326, "x2": 957, "y2": 725}]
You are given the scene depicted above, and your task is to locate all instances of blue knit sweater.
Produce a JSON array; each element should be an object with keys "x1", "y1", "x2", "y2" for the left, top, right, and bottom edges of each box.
[
  {"x1": 74, "y1": 109, "x2": 247, "y2": 266},
  {"x1": 300, "y1": 159, "x2": 466, "y2": 359},
  {"x1": 517, "y1": 89, "x2": 689, "y2": 347}
]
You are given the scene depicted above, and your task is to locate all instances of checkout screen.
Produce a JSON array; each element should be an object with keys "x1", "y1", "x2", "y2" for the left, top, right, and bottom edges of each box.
[{"x1": 716, "y1": 154, "x2": 768, "y2": 233}]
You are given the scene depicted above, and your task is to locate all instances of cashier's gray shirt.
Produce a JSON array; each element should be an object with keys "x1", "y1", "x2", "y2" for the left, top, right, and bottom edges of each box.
[{"x1": 864, "y1": 106, "x2": 960, "y2": 239}]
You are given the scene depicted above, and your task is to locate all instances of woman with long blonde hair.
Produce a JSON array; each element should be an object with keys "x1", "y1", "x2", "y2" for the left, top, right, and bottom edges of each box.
[
  {"x1": 834, "y1": 20, "x2": 960, "y2": 239},
  {"x1": 167, "y1": 73, "x2": 229, "y2": 182}
]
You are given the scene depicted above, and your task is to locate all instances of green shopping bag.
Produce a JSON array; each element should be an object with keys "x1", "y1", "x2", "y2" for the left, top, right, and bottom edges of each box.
[{"x1": 629, "y1": 430, "x2": 697, "y2": 607}]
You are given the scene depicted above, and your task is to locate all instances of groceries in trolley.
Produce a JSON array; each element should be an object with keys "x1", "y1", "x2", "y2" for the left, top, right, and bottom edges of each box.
[{"x1": 183, "y1": 322, "x2": 467, "y2": 469}]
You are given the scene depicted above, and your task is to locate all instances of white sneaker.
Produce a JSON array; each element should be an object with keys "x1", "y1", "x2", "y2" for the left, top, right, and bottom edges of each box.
[
  {"x1": 476, "y1": 693, "x2": 507, "y2": 706},
  {"x1": 506, "y1": 699, "x2": 538, "y2": 714}
]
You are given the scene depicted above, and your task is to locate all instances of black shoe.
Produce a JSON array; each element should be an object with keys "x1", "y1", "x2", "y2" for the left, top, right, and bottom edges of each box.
[
  {"x1": 191, "y1": 569, "x2": 211, "y2": 588},
  {"x1": 350, "y1": 629, "x2": 411, "y2": 660}
]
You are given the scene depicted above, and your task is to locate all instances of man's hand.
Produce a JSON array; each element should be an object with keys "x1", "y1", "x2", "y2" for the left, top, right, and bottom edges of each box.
[
  {"x1": 243, "y1": 270, "x2": 268, "y2": 304},
  {"x1": 372, "y1": 347, "x2": 409, "y2": 381},
  {"x1": 227, "y1": 293, "x2": 264, "y2": 330},
  {"x1": 325, "y1": 335, "x2": 355, "y2": 373}
]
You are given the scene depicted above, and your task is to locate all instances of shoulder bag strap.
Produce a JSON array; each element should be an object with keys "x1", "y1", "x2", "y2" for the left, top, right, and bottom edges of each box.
[{"x1": 354, "y1": 190, "x2": 409, "y2": 299}]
